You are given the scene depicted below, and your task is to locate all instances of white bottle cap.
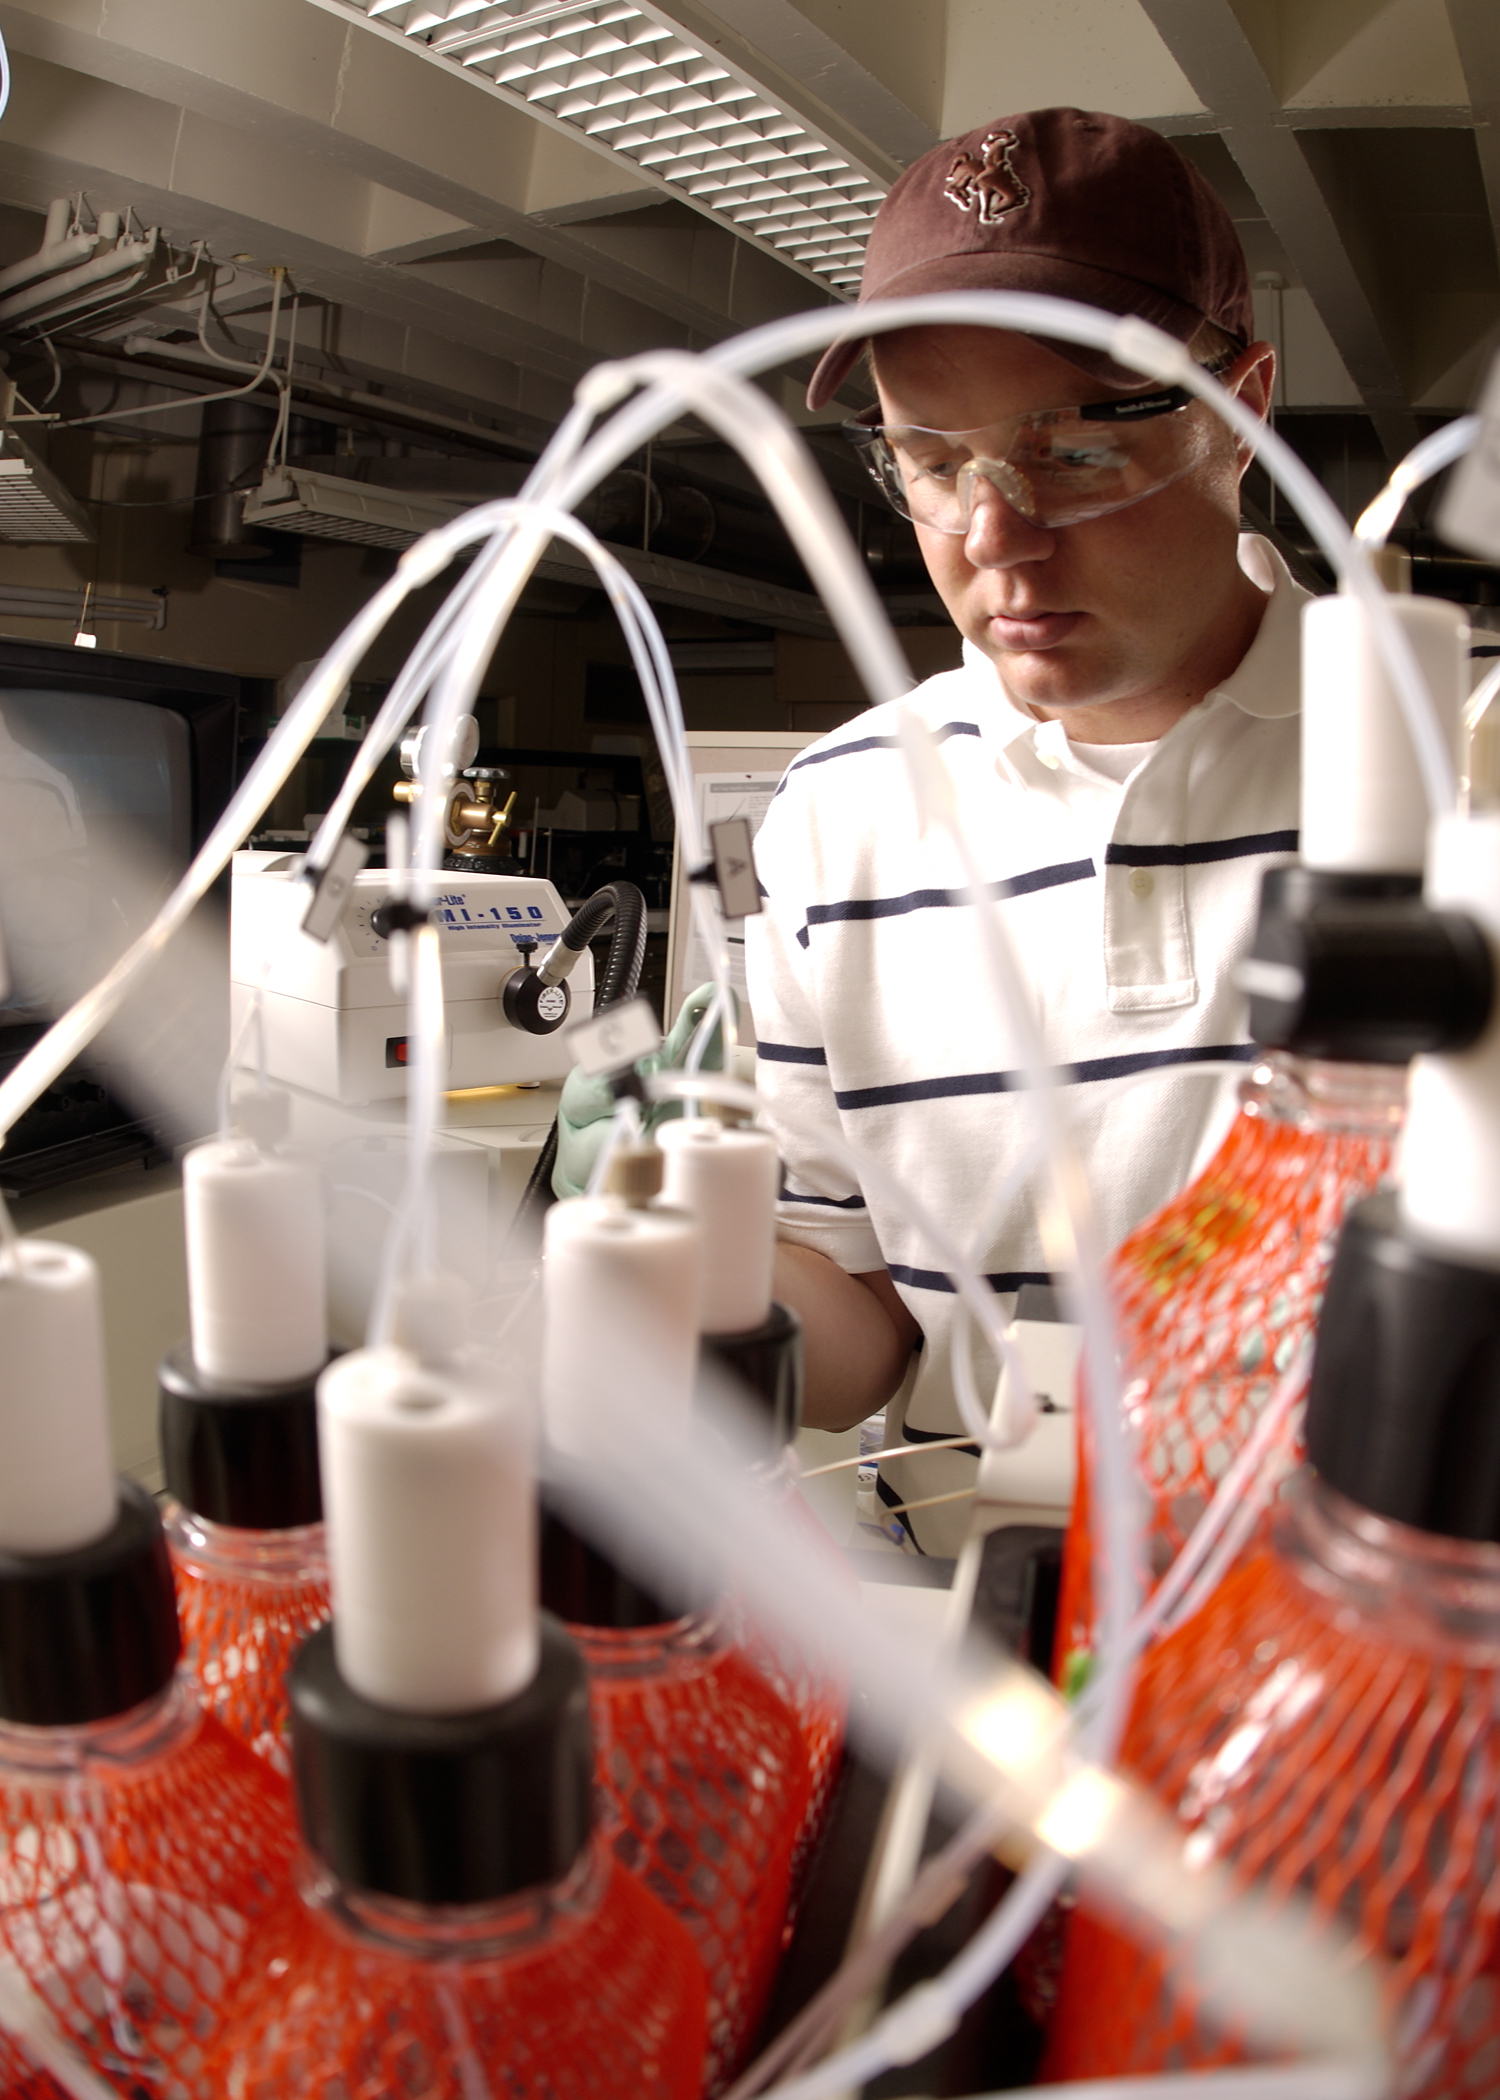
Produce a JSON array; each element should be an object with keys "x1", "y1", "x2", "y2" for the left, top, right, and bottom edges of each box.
[
  {"x1": 657, "y1": 1120, "x2": 779, "y2": 1335},
  {"x1": 541, "y1": 1195, "x2": 700, "y2": 1456},
  {"x1": 184, "y1": 1138, "x2": 328, "y2": 1385},
  {"x1": 1301, "y1": 594, "x2": 1467, "y2": 873},
  {"x1": 319, "y1": 1345, "x2": 537, "y2": 1714},
  {"x1": 1402, "y1": 811, "x2": 1500, "y2": 1260},
  {"x1": 0, "y1": 1240, "x2": 117, "y2": 1555}
]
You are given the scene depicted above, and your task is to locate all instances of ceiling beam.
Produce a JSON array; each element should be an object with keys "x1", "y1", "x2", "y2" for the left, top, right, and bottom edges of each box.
[
  {"x1": 1135, "y1": 0, "x2": 1422, "y2": 462},
  {"x1": 652, "y1": 0, "x2": 939, "y2": 171},
  {"x1": 1445, "y1": 0, "x2": 1500, "y2": 279}
]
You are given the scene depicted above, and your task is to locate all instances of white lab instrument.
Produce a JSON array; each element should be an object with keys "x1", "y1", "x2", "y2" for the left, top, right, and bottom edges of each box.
[
  {"x1": 229, "y1": 856, "x2": 590, "y2": 1341},
  {"x1": 230, "y1": 860, "x2": 593, "y2": 1104}
]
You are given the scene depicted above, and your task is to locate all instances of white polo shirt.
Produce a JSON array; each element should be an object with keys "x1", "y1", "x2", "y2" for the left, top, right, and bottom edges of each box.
[{"x1": 745, "y1": 536, "x2": 1307, "y2": 1553}]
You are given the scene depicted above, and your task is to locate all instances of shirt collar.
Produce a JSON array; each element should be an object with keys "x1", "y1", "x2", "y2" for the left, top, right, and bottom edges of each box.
[{"x1": 963, "y1": 531, "x2": 1309, "y2": 750}]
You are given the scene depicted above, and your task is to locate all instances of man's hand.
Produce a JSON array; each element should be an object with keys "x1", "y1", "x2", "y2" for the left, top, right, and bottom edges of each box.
[{"x1": 773, "y1": 1243, "x2": 922, "y2": 1432}]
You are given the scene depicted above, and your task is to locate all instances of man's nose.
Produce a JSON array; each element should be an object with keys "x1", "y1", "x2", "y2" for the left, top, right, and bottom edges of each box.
[{"x1": 962, "y1": 471, "x2": 1057, "y2": 568}]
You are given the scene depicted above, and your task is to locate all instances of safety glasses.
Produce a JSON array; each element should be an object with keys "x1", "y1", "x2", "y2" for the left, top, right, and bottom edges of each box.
[{"x1": 844, "y1": 385, "x2": 1219, "y2": 534}]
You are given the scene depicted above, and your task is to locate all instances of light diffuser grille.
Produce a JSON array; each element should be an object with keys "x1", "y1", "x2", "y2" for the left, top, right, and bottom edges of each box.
[
  {"x1": 319, "y1": 0, "x2": 885, "y2": 293},
  {"x1": 0, "y1": 437, "x2": 94, "y2": 543},
  {"x1": 241, "y1": 466, "x2": 463, "y2": 550}
]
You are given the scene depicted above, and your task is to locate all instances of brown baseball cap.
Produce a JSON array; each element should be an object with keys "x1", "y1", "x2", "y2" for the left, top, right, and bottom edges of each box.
[{"x1": 806, "y1": 108, "x2": 1253, "y2": 409}]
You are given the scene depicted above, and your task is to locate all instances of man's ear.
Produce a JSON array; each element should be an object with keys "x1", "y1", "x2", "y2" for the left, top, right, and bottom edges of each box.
[{"x1": 1226, "y1": 342, "x2": 1277, "y2": 471}]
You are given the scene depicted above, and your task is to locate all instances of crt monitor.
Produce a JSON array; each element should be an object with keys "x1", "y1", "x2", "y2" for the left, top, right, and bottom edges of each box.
[{"x1": 0, "y1": 638, "x2": 240, "y2": 1196}]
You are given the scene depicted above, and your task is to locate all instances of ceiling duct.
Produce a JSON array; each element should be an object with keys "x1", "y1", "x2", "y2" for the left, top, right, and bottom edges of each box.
[
  {"x1": 310, "y1": 0, "x2": 885, "y2": 294},
  {"x1": 0, "y1": 431, "x2": 94, "y2": 542},
  {"x1": 192, "y1": 400, "x2": 283, "y2": 560},
  {"x1": 241, "y1": 464, "x2": 464, "y2": 549}
]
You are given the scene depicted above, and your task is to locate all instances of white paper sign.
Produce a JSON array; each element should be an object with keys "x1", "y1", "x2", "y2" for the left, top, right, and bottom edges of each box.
[
  {"x1": 683, "y1": 773, "x2": 782, "y2": 1006},
  {"x1": 569, "y1": 997, "x2": 663, "y2": 1077}
]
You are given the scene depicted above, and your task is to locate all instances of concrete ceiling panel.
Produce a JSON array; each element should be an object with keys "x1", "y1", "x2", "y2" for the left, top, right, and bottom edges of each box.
[
  {"x1": 1296, "y1": 125, "x2": 1499, "y2": 401},
  {"x1": 522, "y1": 126, "x2": 656, "y2": 221},
  {"x1": 0, "y1": 0, "x2": 354, "y2": 129},
  {"x1": 1137, "y1": 0, "x2": 1422, "y2": 456},
  {"x1": 755, "y1": 0, "x2": 947, "y2": 137},
  {"x1": 169, "y1": 107, "x2": 374, "y2": 255},
  {"x1": 362, "y1": 189, "x2": 481, "y2": 262},
  {"x1": 1277, "y1": 0, "x2": 1468, "y2": 108},
  {"x1": 1445, "y1": 0, "x2": 1500, "y2": 277},
  {"x1": 0, "y1": 47, "x2": 182, "y2": 196},
  {"x1": 942, "y1": 0, "x2": 1205, "y2": 136}
]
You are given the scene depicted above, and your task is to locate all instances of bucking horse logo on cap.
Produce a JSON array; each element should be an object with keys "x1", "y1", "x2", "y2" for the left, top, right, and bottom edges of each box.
[{"x1": 943, "y1": 129, "x2": 1031, "y2": 223}]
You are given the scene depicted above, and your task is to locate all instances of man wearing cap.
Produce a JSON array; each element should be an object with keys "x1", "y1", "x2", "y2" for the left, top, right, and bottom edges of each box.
[{"x1": 745, "y1": 110, "x2": 1299, "y2": 1553}]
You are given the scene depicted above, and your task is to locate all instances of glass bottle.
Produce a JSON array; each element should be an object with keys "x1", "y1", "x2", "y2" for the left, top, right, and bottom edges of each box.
[
  {"x1": 0, "y1": 1482, "x2": 296, "y2": 2096},
  {"x1": 1054, "y1": 1050, "x2": 1404, "y2": 1687},
  {"x1": 542, "y1": 1514, "x2": 811, "y2": 2093},
  {"x1": 158, "y1": 1341, "x2": 331, "y2": 1770},
  {"x1": 1047, "y1": 1191, "x2": 1500, "y2": 2093},
  {"x1": 202, "y1": 1617, "x2": 707, "y2": 2098}
]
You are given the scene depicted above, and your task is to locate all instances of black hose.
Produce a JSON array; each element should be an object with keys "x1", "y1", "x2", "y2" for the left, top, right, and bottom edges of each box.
[{"x1": 507, "y1": 880, "x2": 648, "y2": 1250}]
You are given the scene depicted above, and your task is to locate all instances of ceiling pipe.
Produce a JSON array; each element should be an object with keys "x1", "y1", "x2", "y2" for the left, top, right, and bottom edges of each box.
[{"x1": 0, "y1": 200, "x2": 99, "y2": 302}]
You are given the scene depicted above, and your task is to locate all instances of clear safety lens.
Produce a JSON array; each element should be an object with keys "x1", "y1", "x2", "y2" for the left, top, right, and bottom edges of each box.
[{"x1": 849, "y1": 389, "x2": 1216, "y2": 533}]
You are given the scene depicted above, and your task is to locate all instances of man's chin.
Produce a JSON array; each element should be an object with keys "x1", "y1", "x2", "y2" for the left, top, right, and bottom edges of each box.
[{"x1": 968, "y1": 634, "x2": 1112, "y2": 713}]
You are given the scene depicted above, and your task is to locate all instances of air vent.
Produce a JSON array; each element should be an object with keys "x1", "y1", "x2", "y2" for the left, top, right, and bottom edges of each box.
[
  {"x1": 0, "y1": 434, "x2": 94, "y2": 542},
  {"x1": 241, "y1": 466, "x2": 464, "y2": 550}
]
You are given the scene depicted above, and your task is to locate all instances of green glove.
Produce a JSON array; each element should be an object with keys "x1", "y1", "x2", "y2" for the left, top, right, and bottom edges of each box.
[{"x1": 552, "y1": 983, "x2": 733, "y2": 1199}]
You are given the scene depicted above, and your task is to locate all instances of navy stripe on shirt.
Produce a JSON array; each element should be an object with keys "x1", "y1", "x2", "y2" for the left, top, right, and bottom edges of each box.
[
  {"x1": 757, "y1": 1039, "x2": 828, "y2": 1066},
  {"x1": 1105, "y1": 830, "x2": 1298, "y2": 868},
  {"x1": 780, "y1": 1187, "x2": 868, "y2": 1209},
  {"x1": 889, "y1": 1263, "x2": 1053, "y2": 1295},
  {"x1": 776, "y1": 720, "x2": 983, "y2": 794},
  {"x1": 835, "y1": 1040, "x2": 1255, "y2": 1111},
  {"x1": 797, "y1": 858, "x2": 1095, "y2": 946}
]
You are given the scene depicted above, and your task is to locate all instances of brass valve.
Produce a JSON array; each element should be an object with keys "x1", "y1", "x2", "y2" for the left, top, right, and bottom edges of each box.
[{"x1": 393, "y1": 767, "x2": 516, "y2": 853}]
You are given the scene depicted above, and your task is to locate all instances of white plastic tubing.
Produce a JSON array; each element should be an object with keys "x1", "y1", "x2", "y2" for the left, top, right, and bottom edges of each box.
[
  {"x1": 1355, "y1": 414, "x2": 1482, "y2": 551},
  {"x1": 353, "y1": 500, "x2": 727, "y2": 1326},
  {"x1": 0, "y1": 291, "x2": 1410, "y2": 2099}
]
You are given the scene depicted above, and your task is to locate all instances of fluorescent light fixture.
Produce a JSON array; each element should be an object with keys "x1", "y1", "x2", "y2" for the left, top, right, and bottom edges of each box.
[
  {"x1": 0, "y1": 433, "x2": 95, "y2": 542},
  {"x1": 310, "y1": 0, "x2": 885, "y2": 294},
  {"x1": 244, "y1": 463, "x2": 835, "y2": 631},
  {"x1": 0, "y1": 582, "x2": 163, "y2": 627},
  {"x1": 241, "y1": 465, "x2": 464, "y2": 550}
]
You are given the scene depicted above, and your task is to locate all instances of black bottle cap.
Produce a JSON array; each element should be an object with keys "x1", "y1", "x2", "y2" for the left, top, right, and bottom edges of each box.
[
  {"x1": 158, "y1": 1342, "x2": 325, "y2": 1531},
  {"x1": 289, "y1": 1614, "x2": 594, "y2": 1905},
  {"x1": 539, "y1": 1507, "x2": 678, "y2": 1629},
  {"x1": 1246, "y1": 865, "x2": 1492, "y2": 1063},
  {"x1": 1307, "y1": 1192, "x2": 1500, "y2": 1540},
  {"x1": 0, "y1": 1480, "x2": 181, "y2": 1726},
  {"x1": 703, "y1": 1301, "x2": 804, "y2": 1459}
]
